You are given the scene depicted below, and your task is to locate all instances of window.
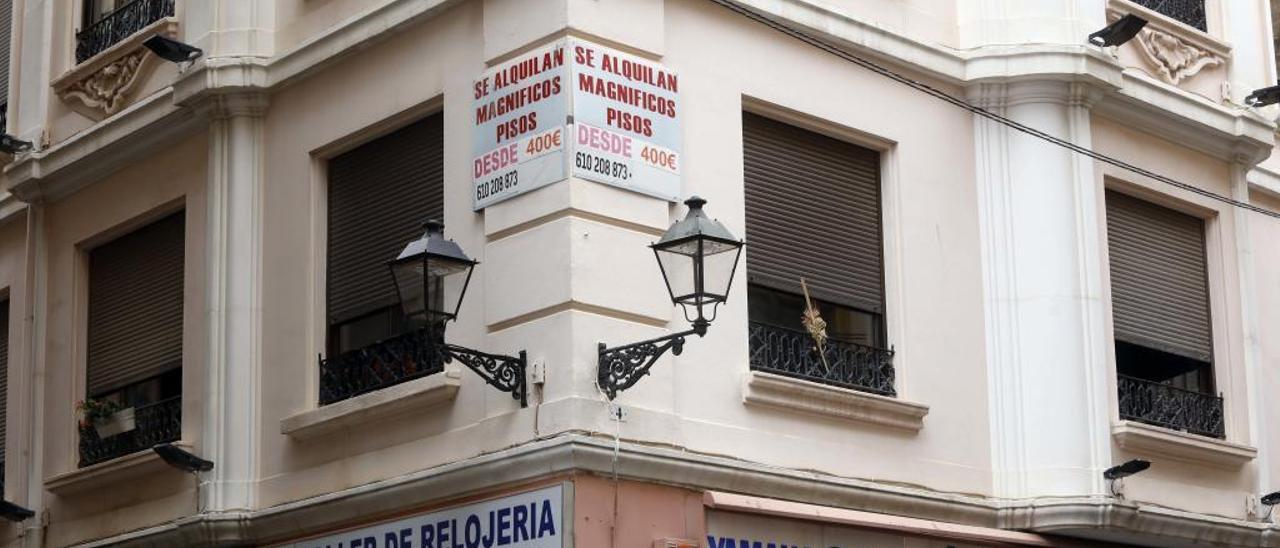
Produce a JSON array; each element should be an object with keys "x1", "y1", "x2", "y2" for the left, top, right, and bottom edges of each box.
[
  {"x1": 742, "y1": 112, "x2": 895, "y2": 396},
  {"x1": 1105, "y1": 189, "x2": 1222, "y2": 438},
  {"x1": 321, "y1": 113, "x2": 444, "y2": 405},
  {"x1": 1131, "y1": 0, "x2": 1207, "y2": 33},
  {"x1": 81, "y1": 211, "x2": 184, "y2": 466},
  {"x1": 0, "y1": 298, "x2": 8, "y2": 484},
  {"x1": 76, "y1": 0, "x2": 175, "y2": 63}
]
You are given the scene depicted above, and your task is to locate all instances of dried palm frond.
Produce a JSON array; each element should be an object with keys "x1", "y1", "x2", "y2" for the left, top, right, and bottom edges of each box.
[{"x1": 800, "y1": 278, "x2": 832, "y2": 373}]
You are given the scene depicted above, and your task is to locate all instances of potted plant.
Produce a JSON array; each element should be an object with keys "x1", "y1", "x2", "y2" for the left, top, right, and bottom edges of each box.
[{"x1": 77, "y1": 398, "x2": 135, "y2": 438}]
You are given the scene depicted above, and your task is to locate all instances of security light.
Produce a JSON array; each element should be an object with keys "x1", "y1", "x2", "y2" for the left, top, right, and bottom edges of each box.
[
  {"x1": 0, "y1": 134, "x2": 32, "y2": 154},
  {"x1": 143, "y1": 35, "x2": 203, "y2": 63},
  {"x1": 1103, "y1": 459, "x2": 1151, "y2": 480},
  {"x1": 153, "y1": 443, "x2": 214, "y2": 473},
  {"x1": 1088, "y1": 14, "x2": 1148, "y2": 47},
  {"x1": 0, "y1": 500, "x2": 35, "y2": 522},
  {"x1": 1245, "y1": 85, "x2": 1280, "y2": 107},
  {"x1": 1262, "y1": 491, "x2": 1280, "y2": 507}
]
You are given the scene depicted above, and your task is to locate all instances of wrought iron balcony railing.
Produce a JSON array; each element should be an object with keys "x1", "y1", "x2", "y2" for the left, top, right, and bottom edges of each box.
[
  {"x1": 748, "y1": 321, "x2": 896, "y2": 397},
  {"x1": 319, "y1": 328, "x2": 446, "y2": 406},
  {"x1": 1132, "y1": 0, "x2": 1207, "y2": 32},
  {"x1": 1117, "y1": 374, "x2": 1224, "y2": 438},
  {"x1": 75, "y1": 0, "x2": 175, "y2": 63},
  {"x1": 78, "y1": 395, "x2": 182, "y2": 467}
]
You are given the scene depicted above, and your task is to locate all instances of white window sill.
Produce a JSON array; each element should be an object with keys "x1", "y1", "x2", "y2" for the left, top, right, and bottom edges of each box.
[
  {"x1": 1111, "y1": 421, "x2": 1256, "y2": 468},
  {"x1": 742, "y1": 371, "x2": 928, "y2": 431},
  {"x1": 281, "y1": 366, "x2": 462, "y2": 441},
  {"x1": 45, "y1": 440, "x2": 193, "y2": 495}
]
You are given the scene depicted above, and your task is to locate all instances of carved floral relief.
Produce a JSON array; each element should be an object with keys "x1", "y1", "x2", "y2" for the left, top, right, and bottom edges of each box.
[
  {"x1": 1133, "y1": 27, "x2": 1224, "y2": 85},
  {"x1": 58, "y1": 49, "x2": 155, "y2": 117}
]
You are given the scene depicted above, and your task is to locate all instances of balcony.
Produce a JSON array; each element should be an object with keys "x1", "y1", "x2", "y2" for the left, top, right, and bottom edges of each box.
[
  {"x1": 1131, "y1": 0, "x2": 1206, "y2": 32},
  {"x1": 75, "y1": 0, "x2": 175, "y2": 63},
  {"x1": 1117, "y1": 374, "x2": 1224, "y2": 439},
  {"x1": 748, "y1": 321, "x2": 896, "y2": 397},
  {"x1": 78, "y1": 396, "x2": 181, "y2": 467},
  {"x1": 319, "y1": 328, "x2": 445, "y2": 406}
]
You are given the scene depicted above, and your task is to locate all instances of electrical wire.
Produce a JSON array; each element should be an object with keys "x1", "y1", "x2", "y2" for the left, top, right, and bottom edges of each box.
[{"x1": 707, "y1": 0, "x2": 1280, "y2": 221}]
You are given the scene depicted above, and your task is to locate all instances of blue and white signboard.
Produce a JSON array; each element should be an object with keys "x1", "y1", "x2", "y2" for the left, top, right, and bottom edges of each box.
[{"x1": 281, "y1": 485, "x2": 567, "y2": 548}]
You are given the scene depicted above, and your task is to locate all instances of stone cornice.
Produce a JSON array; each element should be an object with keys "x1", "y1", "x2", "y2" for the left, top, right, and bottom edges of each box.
[
  {"x1": 6, "y1": 0, "x2": 1274, "y2": 209},
  {"x1": 72, "y1": 434, "x2": 1278, "y2": 548},
  {"x1": 2, "y1": 89, "x2": 202, "y2": 204}
]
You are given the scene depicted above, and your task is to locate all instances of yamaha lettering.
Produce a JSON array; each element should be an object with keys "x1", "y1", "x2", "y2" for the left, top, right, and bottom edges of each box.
[{"x1": 282, "y1": 485, "x2": 565, "y2": 548}]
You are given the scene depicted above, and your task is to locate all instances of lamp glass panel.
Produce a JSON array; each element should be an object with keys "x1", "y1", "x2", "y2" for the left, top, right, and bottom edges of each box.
[
  {"x1": 426, "y1": 255, "x2": 473, "y2": 320},
  {"x1": 655, "y1": 243, "x2": 697, "y2": 303},
  {"x1": 390, "y1": 259, "x2": 426, "y2": 319},
  {"x1": 700, "y1": 241, "x2": 740, "y2": 302}
]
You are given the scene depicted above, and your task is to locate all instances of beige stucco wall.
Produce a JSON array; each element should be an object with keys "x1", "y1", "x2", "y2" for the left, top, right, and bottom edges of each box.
[
  {"x1": 1092, "y1": 115, "x2": 1255, "y2": 519},
  {"x1": 1250, "y1": 190, "x2": 1280, "y2": 508},
  {"x1": 2, "y1": 0, "x2": 1279, "y2": 545},
  {"x1": 0, "y1": 211, "x2": 26, "y2": 548},
  {"x1": 38, "y1": 132, "x2": 207, "y2": 547}
]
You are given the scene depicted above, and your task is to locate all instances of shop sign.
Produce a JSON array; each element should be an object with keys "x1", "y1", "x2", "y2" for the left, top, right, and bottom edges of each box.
[
  {"x1": 282, "y1": 485, "x2": 566, "y2": 548},
  {"x1": 472, "y1": 38, "x2": 681, "y2": 209},
  {"x1": 706, "y1": 510, "x2": 986, "y2": 548}
]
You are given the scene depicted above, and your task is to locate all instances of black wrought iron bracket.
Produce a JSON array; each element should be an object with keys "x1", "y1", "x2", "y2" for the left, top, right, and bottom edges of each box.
[
  {"x1": 442, "y1": 343, "x2": 528, "y2": 407},
  {"x1": 597, "y1": 322, "x2": 707, "y2": 400}
]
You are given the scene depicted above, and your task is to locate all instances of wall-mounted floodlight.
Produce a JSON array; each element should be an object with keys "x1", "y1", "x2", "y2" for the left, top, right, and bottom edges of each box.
[
  {"x1": 0, "y1": 500, "x2": 35, "y2": 522},
  {"x1": 143, "y1": 35, "x2": 203, "y2": 64},
  {"x1": 1104, "y1": 459, "x2": 1150, "y2": 497},
  {"x1": 1088, "y1": 14, "x2": 1148, "y2": 47},
  {"x1": 1262, "y1": 491, "x2": 1280, "y2": 507},
  {"x1": 0, "y1": 134, "x2": 32, "y2": 154},
  {"x1": 153, "y1": 443, "x2": 214, "y2": 473},
  {"x1": 1104, "y1": 459, "x2": 1150, "y2": 480},
  {"x1": 1245, "y1": 85, "x2": 1280, "y2": 107}
]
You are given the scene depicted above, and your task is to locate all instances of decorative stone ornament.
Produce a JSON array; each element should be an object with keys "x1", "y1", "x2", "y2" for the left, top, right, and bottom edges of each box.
[
  {"x1": 1134, "y1": 27, "x2": 1224, "y2": 85},
  {"x1": 59, "y1": 49, "x2": 156, "y2": 116},
  {"x1": 51, "y1": 17, "x2": 177, "y2": 120}
]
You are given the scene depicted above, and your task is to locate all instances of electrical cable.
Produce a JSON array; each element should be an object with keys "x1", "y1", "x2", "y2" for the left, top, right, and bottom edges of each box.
[{"x1": 707, "y1": 0, "x2": 1280, "y2": 221}]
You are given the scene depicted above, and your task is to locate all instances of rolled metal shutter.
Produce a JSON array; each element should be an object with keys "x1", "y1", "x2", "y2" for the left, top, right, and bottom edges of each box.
[
  {"x1": 1105, "y1": 190, "x2": 1212, "y2": 362},
  {"x1": 0, "y1": 0, "x2": 11, "y2": 105},
  {"x1": 0, "y1": 299, "x2": 8, "y2": 458},
  {"x1": 87, "y1": 211, "x2": 185, "y2": 396},
  {"x1": 742, "y1": 112, "x2": 884, "y2": 313},
  {"x1": 327, "y1": 114, "x2": 444, "y2": 324}
]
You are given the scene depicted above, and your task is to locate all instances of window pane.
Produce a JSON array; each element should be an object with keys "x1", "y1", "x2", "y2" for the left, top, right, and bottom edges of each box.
[{"x1": 748, "y1": 284, "x2": 882, "y2": 347}]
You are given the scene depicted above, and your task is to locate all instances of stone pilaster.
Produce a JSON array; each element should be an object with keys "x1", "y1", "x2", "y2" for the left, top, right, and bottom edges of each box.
[{"x1": 200, "y1": 93, "x2": 268, "y2": 512}]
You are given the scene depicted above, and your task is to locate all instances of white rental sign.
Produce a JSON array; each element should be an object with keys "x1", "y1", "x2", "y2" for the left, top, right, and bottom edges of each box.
[
  {"x1": 472, "y1": 38, "x2": 681, "y2": 210},
  {"x1": 281, "y1": 485, "x2": 566, "y2": 548},
  {"x1": 472, "y1": 41, "x2": 570, "y2": 210}
]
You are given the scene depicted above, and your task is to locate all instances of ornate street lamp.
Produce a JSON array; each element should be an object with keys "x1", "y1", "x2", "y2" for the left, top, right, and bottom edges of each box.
[
  {"x1": 389, "y1": 221, "x2": 528, "y2": 406},
  {"x1": 597, "y1": 197, "x2": 744, "y2": 399}
]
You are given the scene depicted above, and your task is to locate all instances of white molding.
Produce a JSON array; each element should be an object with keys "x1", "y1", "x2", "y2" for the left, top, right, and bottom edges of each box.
[
  {"x1": 1247, "y1": 162, "x2": 1280, "y2": 199},
  {"x1": 0, "y1": 191, "x2": 25, "y2": 226},
  {"x1": 43, "y1": 441, "x2": 193, "y2": 495},
  {"x1": 70, "y1": 435, "x2": 1278, "y2": 548},
  {"x1": 4, "y1": 0, "x2": 1273, "y2": 208},
  {"x1": 741, "y1": 371, "x2": 928, "y2": 431},
  {"x1": 280, "y1": 368, "x2": 462, "y2": 440},
  {"x1": 1111, "y1": 421, "x2": 1257, "y2": 468}
]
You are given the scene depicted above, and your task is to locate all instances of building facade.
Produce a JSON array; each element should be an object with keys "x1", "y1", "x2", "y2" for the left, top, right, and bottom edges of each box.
[{"x1": 0, "y1": 0, "x2": 1277, "y2": 546}]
